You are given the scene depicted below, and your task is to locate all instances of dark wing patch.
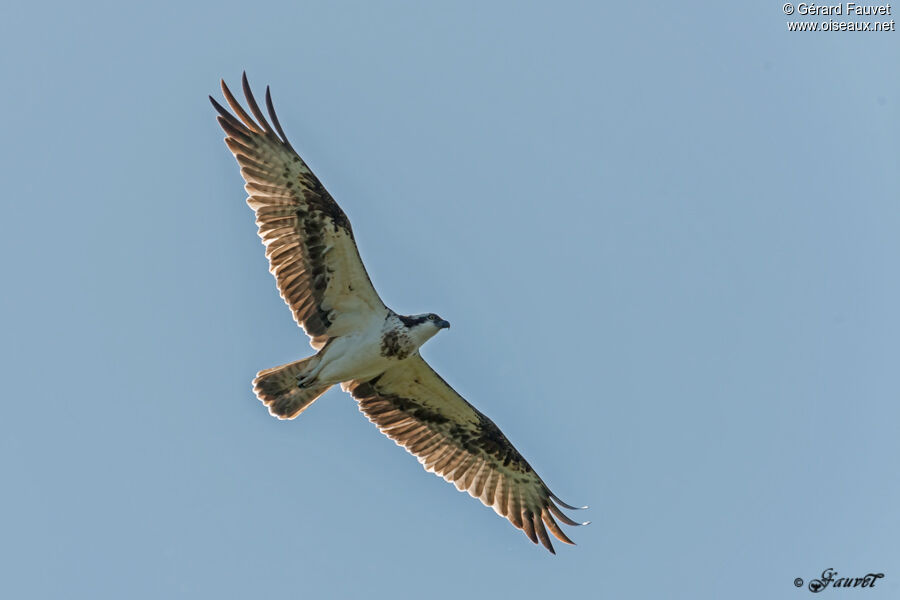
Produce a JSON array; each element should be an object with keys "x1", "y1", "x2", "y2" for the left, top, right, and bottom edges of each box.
[
  {"x1": 346, "y1": 356, "x2": 587, "y2": 554},
  {"x1": 211, "y1": 73, "x2": 386, "y2": 348}
]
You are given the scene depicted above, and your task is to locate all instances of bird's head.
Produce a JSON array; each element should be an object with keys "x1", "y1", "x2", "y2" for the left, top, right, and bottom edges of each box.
[{"x1": 400, "y1": 312, "x2": 450, "y2": 345}]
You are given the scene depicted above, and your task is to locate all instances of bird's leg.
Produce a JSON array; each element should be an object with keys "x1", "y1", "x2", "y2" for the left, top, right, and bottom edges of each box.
[{"x1": 296, "y1": 346, "x2": 328, "y2": 389}]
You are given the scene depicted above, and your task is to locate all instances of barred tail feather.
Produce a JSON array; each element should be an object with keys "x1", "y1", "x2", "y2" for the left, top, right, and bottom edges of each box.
[{"x1": 253, "y1": 356, "x2": 331, "y2": 420}]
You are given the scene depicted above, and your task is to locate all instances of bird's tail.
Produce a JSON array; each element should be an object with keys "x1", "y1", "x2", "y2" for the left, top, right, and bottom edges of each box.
[{"x1": 253, "y1": 356, "x2": 332, "y2": 420}]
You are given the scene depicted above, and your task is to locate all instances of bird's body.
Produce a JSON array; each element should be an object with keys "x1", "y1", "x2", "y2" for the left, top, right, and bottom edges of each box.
[
  {"x1": 309, "y1": 318, "x2": 388, "y2": 385},
  {"x1": 211, "y1": 74, "x2": 587, "y2": 553},
  {"x1": 305, "y1": 311, "x2": 444, "y2": 387}
]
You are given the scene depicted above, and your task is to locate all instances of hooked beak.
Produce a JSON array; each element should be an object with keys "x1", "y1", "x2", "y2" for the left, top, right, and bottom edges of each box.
[{"x1": 437, "y1": 319, "x2": 450, "y2": 329}]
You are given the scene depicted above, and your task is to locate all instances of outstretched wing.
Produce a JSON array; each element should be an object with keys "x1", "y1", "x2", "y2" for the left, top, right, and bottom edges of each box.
[
  {"x1": 345, "y1": 355, "x2": 587, "y2": 553},
  {"x1": 211, "y1": 73, "x2": 387, "y2": 349}
]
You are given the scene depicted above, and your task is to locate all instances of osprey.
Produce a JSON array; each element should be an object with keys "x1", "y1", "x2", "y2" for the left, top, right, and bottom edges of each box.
[{"x1": 210, "y1": 74, "x2": 588, "y2": 553}]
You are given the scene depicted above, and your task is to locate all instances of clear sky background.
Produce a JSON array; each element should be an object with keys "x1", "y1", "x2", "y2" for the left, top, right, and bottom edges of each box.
[{"x1": 1, "y1": 2, "x2": 898, "y2": 598}]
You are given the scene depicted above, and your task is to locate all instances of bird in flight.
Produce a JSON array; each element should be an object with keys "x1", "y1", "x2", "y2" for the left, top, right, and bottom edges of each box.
[{"x1": 210, "y1": 73, "x2": 588, "y2": 553}]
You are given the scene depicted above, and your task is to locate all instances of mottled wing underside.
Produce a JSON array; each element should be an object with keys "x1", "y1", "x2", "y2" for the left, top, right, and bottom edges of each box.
[
  {"x1": 211, "y1": 73, "x2": 386, "y2": 348},
  {"x1": 346, "y1": 355, "x2": 587, "y2": 554}
]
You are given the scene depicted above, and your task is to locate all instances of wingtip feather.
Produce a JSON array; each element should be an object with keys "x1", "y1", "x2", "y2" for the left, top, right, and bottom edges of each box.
[
  {"x1": 241, "y1": 71, "x2": 274, "y2": 134},
  {"x1": 534, "y1": 517, "x2": 555, "y2": 554},
  {"x1": 542, "y1": 508, "x2": 576, "y2": 546},
  {"x1": 550, "y1": 493, "x2": 588, "y2": 511},
  {"x1": 265, "y1": 84, "x2": 295, "y2": 150},
  {"x1": 220, "y1": 76, "x2": 262, "y2": 133}
]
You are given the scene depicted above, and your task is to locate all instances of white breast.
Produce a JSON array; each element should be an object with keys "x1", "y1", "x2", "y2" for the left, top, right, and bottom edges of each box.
[{"x1": 315, "y1": 315, "x2": 396, "y2": 385}]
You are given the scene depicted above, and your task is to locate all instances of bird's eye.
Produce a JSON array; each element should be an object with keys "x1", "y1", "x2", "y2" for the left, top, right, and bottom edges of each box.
[{"x1": 428, "y1": 314, "x2": 437, "y2": 321}]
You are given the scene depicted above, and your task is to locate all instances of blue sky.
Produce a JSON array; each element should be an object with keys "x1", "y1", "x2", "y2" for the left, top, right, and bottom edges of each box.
[{"x1": 2, "y1": 1, "x2": 898, "y2": 598}]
